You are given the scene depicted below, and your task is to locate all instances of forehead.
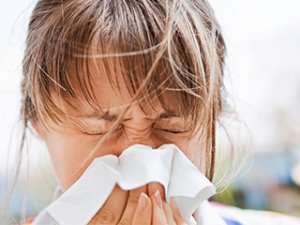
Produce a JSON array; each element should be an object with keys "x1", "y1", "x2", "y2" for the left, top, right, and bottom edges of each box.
[{"x1": 65, "y1": 57, "x2": 180, "y2": 116}]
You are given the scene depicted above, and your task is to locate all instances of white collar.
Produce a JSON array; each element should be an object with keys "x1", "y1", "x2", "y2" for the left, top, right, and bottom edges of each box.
[{"x1": 193, "y1": 200, "x2": 228, "y2": 225}]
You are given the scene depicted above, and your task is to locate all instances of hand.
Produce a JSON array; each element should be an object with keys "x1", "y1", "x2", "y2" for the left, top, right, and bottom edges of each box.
[
  {"x1": 133, "y1": 189, "x2": 187, "y2": 225},
  {"x1": 88, "y1": 183, "x2": 187, "y2": 225}
]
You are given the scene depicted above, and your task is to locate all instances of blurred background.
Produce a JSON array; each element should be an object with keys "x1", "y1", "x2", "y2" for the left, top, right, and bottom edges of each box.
[{"x1": 0, "y1": 0, "x2": 299, "y2": 224}]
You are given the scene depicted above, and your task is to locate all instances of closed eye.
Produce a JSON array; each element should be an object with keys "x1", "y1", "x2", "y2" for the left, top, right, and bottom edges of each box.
[
  {"x1": 155, "y1": 128, "x2": 189, "y2": 134},
  {"x1": 79, "y1": 124, "x2": 122, "y2": 136},
  {"x1": 77, "y1": 116, "x2": 190, "y2": 136}
]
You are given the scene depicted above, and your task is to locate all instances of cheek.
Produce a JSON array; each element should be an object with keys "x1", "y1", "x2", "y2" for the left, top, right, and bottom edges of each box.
[
  {"x1": 44, "y1": 129, "x2": 127, "y2": 189},
  {"x1": 184, "y1": 138, "x2": 204, "y2": 171},
  {"x1": 44, "y1": 130, "x2": 100, "y2": 189}
]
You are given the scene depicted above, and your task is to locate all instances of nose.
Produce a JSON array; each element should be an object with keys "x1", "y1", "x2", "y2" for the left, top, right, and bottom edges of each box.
[
  {"x1": 114, "y1": 105, "x2": 165, "y2": 151},
  {"x1": 120, "y1": 120, "x2": 167, "y2": 201},
  {"x1": 122, "y1": 121, "x2": 162, "y2": 150}
]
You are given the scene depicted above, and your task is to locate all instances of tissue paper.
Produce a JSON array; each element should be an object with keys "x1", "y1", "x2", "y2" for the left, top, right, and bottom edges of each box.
[{"x1": 33, "y1": 143, "x2": 216, "y2": 225}]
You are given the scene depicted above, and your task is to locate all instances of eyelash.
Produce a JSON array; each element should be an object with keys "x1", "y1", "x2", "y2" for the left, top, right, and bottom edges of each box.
[
  {"x1": 156, "y1": 128, "x2": 189, "y2": 134},
  {"x1": 80, "y1": 126, "x2": 121, "y2": 136},
  {"x1": 80, "y1": 126, "x2": 189, "y2": 136}
]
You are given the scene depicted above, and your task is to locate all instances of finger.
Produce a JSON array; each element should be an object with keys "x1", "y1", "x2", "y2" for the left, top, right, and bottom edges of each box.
[
  {"x1": 132, "y1": 192, "x2": 152, "y2": 225},
  {"x1": 88, "y1": 185, "x2": 128, "y2": 225},
  {"x1": 170, "y1": 198, "x2": 187, "y2": 225},
  {"x1": 151, "y1": 190, "x2": 168, "y2": 225},
  {"x1": 118, "y1": 185, "x2": 147, "y2": 225},
  {"x1": 147, "y1": 182, "x2": 166, "y2": 201},
  {"x1": 162, "y1": 201, "x2": 176, "y2": 225}
]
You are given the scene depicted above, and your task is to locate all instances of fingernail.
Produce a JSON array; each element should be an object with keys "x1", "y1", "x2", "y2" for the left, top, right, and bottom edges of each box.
[
  {"x1": 137, "y1": 193, "x2": 148, "y2": 210},
  {"x1": 154, "y1": 190, "x2": 163, "y2": 208}
]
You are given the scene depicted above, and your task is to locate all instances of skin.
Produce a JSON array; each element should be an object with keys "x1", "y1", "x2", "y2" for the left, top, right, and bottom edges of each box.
[{"x1": 33, "y1": 68, "x2": 206, "y2": 224}]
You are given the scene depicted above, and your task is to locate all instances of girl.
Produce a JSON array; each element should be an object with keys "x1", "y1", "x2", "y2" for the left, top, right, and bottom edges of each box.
[{"x1": 8, "y1": 0, "x2": 300, "y2": 224}]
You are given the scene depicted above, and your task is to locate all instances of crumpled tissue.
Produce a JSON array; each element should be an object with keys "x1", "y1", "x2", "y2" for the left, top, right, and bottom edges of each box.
[{"x1": 33, "y1": 143, "x2": 216, "y2": 225}]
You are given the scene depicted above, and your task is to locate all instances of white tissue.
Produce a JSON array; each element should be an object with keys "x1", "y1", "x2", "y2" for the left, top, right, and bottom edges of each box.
[{"x1": 33, "y1": 143, "x2": 216, "y2": 225}]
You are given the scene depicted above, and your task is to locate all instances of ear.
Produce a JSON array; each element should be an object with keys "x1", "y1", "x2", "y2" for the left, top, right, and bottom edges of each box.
[{"x1": 30, "y1": 120, "x2": 47, "y2": 140}]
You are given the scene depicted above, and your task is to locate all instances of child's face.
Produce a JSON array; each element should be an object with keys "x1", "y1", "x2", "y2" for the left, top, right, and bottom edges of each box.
[{"x1": 35, "y1": 69, "x2": 205, "y2": 191}]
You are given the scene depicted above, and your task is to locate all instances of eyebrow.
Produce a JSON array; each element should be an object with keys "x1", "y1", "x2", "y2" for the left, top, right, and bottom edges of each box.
[{"x1": 78, "y1": 109, "x2": 181, "y2": 121}]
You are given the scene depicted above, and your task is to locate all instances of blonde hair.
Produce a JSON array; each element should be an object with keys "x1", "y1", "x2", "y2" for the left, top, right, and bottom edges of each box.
[{"x1": 5, "y1": 0, "x2": 234, "y2": 223}]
